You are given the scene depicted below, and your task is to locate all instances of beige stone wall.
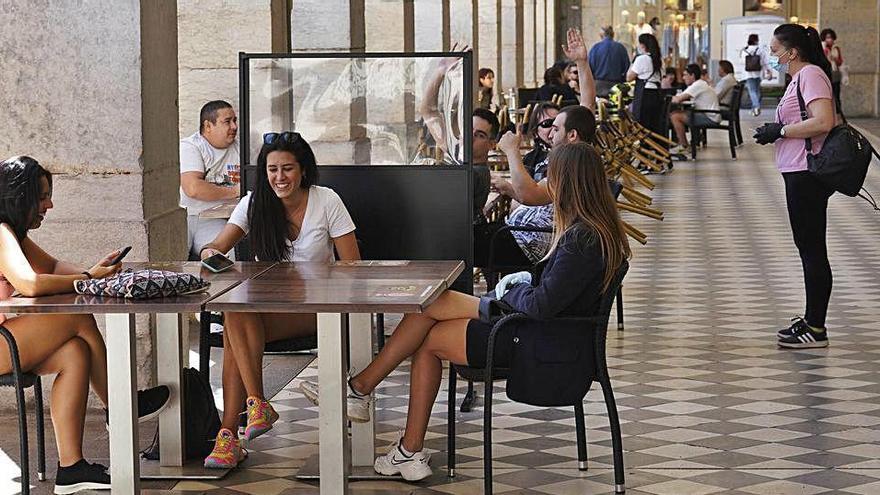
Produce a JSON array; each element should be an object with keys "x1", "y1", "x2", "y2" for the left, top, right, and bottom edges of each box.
[
  {"x1": 581, "y1": 0, "x2": 613, "y2": 52},
  {"x1": 819, "y1": 0, "x2": 880, "y2": 117},
  {"x1": 0, "y1": 1, "x2": 185, "y2": 405},
  {"x1": 178, "y1": 0, "x2": 272, "y2": 137}
]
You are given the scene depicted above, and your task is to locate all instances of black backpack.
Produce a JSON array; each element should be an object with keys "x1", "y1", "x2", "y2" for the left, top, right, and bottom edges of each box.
[
  {"x1": 795, "y1": 82, "x2": 880, "y2": 203},
  {"x1": 142, "y1": 367, "x2": 221, "y2": 460},
  {"x1": 744, "y1": 47, "x2": 762, "y2": 72}
]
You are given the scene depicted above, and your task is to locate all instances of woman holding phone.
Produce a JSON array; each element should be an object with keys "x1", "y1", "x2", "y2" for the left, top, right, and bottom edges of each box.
[
  {"x1": 0, "y1": 156, "x2": 170, "y2": 493},
  {"x1": 199, "y1": 132, "x2": 360, "y2": 469}
]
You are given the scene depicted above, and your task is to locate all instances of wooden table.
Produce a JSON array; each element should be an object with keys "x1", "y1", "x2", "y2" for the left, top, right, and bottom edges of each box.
[
  {"x1": 197, "y1": 198, "x2": 238, "y2": 220},
  {"x1": 0, "y1": 261, "x2": 274, "y2": 493},
  {"x1": 205, "y1": 260, "x2": 464, "y2": 495}
]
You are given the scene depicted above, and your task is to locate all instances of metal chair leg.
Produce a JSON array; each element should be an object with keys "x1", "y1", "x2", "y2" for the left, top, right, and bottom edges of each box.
[
  {"x1": 198, "y1": 310, "x2": 211, "y2": 382},
  {"x1": 575, "y1": 401, "x2": 588, "y2": 471},
  {"x1": 461, "y1": 379, "x2": 476, "y2": 412},
  {"x1": 616, "y1": 287, "x2": 624, "y2": 331},
  {"x1": 34, "y1": 378, "x2": 46, "y2": 482},
  {"x1": 376, "y1": 313, "x2": 386, "y2": 351},
  {"x1": 729, "y1": 127, "x2": 738, "y2": 160},
  {"x1": 1, "y1": 326, "x2": 30, "y2": 494},
  {"x1": 447, "y1": 368, "x2": 457, "y2": 478},
  {"x1": 483, "y1": 373, "x2": 495, "y2": 495},
  {"x1": 601, "y1": 377, "x2": 626, "y2": 493}
]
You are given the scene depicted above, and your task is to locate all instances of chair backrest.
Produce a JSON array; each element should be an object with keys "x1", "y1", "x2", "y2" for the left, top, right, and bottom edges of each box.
[
  {"x1": 593, "y1": 259, "x2": 629, "y2": 357},
  {"x1": 729, "y1": 83, "x2": 745, "y2": 115}
]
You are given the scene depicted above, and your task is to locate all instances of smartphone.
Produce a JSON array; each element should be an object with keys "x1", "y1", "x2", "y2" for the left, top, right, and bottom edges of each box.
[
  {"x1": 108, "y1": 246, "x2": 132, "y2": 265},
  {"x1": 201, "y1": 252, "x2": 234, "y2": 273}
]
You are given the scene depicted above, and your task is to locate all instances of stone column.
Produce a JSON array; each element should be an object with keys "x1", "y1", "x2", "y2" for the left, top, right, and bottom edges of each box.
[
  {"x1": 479, "y1": 0, "x2": 500, "y2": 80},
  {"x1": 0, "y1": 0, "x2": 185, "y2": 392},
  {"x1": 524, "y1": 0, "x2": 536, "y2": 87},
  {"x1": 819, "y1": 0, "x2": 879, "y2": 117},
  {"x1": 291, "y1": 0, "x2": 370, "y2": 164},
  {"x1": 581, "y1": 0, "x2": 613, "y2": 51},
  {"x1": 414, "y1": 1, "x2": 444, "y2": 51},
  {"x1": 546, "y1": 0, "x2": 556, "y2": 67},
  {"x1": 501, "y1": 0, "x2": 519, "y2": 92},
  {"x1": 536, "y1": 0, "x2": 547, "y2": 80}
]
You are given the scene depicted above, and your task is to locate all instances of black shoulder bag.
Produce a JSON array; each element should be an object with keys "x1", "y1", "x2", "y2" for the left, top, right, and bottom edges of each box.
[{"x1": 795, "y1": 80, "x2": 880, "y2": 207}]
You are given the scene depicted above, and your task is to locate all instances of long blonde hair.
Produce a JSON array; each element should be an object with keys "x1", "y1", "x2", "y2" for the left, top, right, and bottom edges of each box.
[{"x1": 546, "y1": 143, "x2": 631, "y2": 292}]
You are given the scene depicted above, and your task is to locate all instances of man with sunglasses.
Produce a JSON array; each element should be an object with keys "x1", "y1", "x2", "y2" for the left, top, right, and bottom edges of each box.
[{"x1": 180, "y1": 100, "x2": 241, "y2": 260}]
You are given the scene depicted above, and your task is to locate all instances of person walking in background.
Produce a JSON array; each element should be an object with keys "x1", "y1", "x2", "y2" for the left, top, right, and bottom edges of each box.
[
  {"x1": 820, "y1": 29, "x2": 846, "y2": 113},
  {"x1": 589, "y1": 25, "x2": 631, "y2": 98},
  {"x1": 627, "y1": 33, "x2": 664, "y2": 136},
  {"x1": 752, "y1": 24, "x2": 837, "y2": 349},
  {"x1": 742, "y1": 34, "x2": 772, "y2": 116},
  {"x1": 477, "y1": 67, "x2": 495, "y2": 110}
]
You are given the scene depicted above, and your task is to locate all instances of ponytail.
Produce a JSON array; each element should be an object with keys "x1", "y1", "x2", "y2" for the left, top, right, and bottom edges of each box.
[{"x1": 773, "y1": 24, "x2": 833, "y2": 80}]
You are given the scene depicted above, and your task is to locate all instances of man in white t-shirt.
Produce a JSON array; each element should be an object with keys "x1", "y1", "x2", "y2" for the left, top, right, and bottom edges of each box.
[
  {"x1": 180, "y1": 100, "x2": 241, "y2": 259},
  {"x1": 669, "y1": 64, "x2": 721, "y2": 152}
]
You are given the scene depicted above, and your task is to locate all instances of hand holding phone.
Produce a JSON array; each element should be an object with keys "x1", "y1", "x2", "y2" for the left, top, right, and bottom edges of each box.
[
  {"x1": 107, "y1": 246, "x2": 132, "y2": 266},
  {"x1": 202, "y1": 252, "x2": 234, "y2": 273}
]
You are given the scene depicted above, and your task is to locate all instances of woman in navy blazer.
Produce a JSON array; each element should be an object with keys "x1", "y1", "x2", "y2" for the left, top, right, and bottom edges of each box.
[{"x1": 300, "y1": 143, "x2": 631, "y2": 481}]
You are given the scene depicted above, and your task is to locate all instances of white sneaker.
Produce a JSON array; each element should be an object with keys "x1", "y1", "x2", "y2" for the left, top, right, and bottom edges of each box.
[
  {"x1": 298, "y1": 380, "x2": 372, "y2": 423},
  {"x1": 374, "y1": 437, "x2": 432, "y2": 481},
  {"x1": 669, "y1": 144, "x2": 686, "y2": 154}
]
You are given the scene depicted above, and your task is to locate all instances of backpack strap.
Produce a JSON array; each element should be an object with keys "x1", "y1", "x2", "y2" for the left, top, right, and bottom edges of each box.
[{"x1": 794, "y1": 78, "x2": 813, "y2": 153}]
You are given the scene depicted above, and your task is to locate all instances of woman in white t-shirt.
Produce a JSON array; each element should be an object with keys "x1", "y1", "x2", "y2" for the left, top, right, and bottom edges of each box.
[
  {"x1": 199, "y1": 132, "x2": 359, "y2": 469},
  {"x1": 627, "y1": 33, "x2": 664, "y2": 135}
]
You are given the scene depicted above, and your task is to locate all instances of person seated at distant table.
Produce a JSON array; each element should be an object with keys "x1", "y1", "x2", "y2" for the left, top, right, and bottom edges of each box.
[
  {"x1": 714, "y1": 60, "x2": 738, "y2": 108},
  {"x1": 180, "y1": 100, "x2": 241, "y2": 260},
  {"x1": 199, "y1": 132, "x2": 360, "y2": 470},
  {"x1": 669, "y1": 64, "x2": 721, "y2": 153}
]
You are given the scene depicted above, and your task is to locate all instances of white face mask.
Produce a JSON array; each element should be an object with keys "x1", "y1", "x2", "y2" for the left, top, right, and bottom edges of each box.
[{"x1": 769, "y1": 50, "x2": 789, "y2": 73}]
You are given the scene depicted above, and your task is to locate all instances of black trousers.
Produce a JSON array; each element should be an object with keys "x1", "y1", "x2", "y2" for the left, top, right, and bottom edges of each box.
[
  {"x1": 636, "y1": 88, "x2": 664, "y2": 136},
  {"x1": 831, "y1": 81, "x2": 842, "y2": 114},
  {"x1": 783, "y1": 171, "x2": 835, "y2": 328},
  {"x1": 474, "y1": 222, "x2": 531, "y2": 268}
]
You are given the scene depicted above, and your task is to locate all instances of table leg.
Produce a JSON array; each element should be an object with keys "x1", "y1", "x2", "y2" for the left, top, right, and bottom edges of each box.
[
  {"x1": 318, "y1": 313, "x2": 350, "y2": 495},
  {"x1": 349, "y1": 313, "x2": 375, "y2": 466},
  {"x1": 156, "y1": 313, "x2": 185, "y2": 466},
  {"x1": 106, "y1": 313, "x2": 140, "y2": 493}
]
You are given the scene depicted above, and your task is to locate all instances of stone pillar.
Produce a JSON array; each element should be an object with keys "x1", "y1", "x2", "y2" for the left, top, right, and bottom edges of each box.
[
  {"x1": 290, "y1": 0, "x2": 369, "y2": 164},
  {"x1": 414, "y1": 1, "x2": 444, "y2": 51},
  {"x1": 0, "y1": 0, "x2": 185, "y2": 392},
  {"x1": 501, "y1": 0, "x2": 519, "y2": 92},
  {"x1": 178, "y1": 0, "x2": 273, "y2": 138},
  {"x1": 524, "y1": 0, "x2": 536, "y2": 87},
  {"x1": 479, "y1": 0, "x2": 500, "y2": 80},
  {"x1": 546, "y1": 0, "x2": 556, "y2": 67},
  {"x1": 366, "y1": 0, "x2": 404, "y2": 50},
  {"x1": 819, "y1": 0, "x2": 879, "y2": 117},
  {"x1": 536, "y1": 0, "x2": 547, "y2": 78},
  {"x1": 581, "y1": 0, "x2": 613, "y2": 51}
]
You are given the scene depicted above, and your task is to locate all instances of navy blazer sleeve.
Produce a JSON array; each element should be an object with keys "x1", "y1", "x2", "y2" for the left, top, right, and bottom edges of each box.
[{"x1": 500, "y1": 225, "x2": 606, "y2": 320}]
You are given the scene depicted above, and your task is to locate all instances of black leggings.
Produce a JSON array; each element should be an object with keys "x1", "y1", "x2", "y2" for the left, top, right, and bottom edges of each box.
[{"x1": 783, "y1": 171, "x2": 834, "y2": 328}]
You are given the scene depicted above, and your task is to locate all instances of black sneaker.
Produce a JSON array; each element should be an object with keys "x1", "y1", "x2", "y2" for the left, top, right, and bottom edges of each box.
[
  {"x1": 778, "y1": 316, "x2": 809, "y2": 339},
  {"x1": 54, "y1": 459, "x2": 110, "y2": 494},
  {"x1": 777, "y1": 320, "x2": 828, "y2": 349},
  {"x1": 104, "y1": 385, "x2": 171, "y2": 429}
]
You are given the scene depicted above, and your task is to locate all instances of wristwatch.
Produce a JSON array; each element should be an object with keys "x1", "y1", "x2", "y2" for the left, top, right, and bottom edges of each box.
[{"x1": 779, "y1": 126, "x2": 787, "y2": 138}]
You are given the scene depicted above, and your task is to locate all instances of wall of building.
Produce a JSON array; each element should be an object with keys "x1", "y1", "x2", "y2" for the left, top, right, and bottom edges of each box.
[{"x1": 0, "y1": 1, "x2": 185, "y2": 407}]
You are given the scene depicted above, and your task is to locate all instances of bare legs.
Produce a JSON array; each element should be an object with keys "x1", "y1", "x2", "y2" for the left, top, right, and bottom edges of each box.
[
  {"x1": 0, "y1": 314, "x2": 108, "y2": 466},
  {"x1": 219, "y1": 312, "x2": 316, "y2": 431},
  {"x1": 346, "y1": 290, "x2": 479, "y2": 453},
  {"x1": 670, "y1": 110, "x2": 689, "y2": 147}
]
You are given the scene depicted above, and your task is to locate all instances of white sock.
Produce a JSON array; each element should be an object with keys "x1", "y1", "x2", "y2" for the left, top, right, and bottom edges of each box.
[
  {"x1": 348, "y1": 379, "x2": 367, "y2": 397},
  {"x1": 398, "y1": 443, "x2": 415, "y2": 458}
]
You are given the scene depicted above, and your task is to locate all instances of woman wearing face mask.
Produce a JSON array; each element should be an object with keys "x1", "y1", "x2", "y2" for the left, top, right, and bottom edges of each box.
[
  {"x1": 199, "y1": 132, "x2": 360, "y2": 469},
  {"x1": 626, "y1": 33, "x2": 664, "y2": 136},
  {"x1": 753, "y1": 25, "x2": 836, "y2": 349}
]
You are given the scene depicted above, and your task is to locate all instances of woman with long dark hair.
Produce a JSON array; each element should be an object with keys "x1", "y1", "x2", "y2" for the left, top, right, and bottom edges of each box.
[
  {"x1": 0, "y1": 156, "x2": 170, "y2": 493},
  {"x1": 627, "y1": 33, "x2": 664, "y2": 135},
  {"x1": 199, "y1": 132, "x2": 360, "y2": 468},
  {"x1": 753, "y1": 25, "x2": 836, "y2": 348},
  {"x1": 300, "y1": 142, "x2": 631, "y2": 481},
  {"x1": 477, "y1": 67, "x2": 495, "y2": 110}
]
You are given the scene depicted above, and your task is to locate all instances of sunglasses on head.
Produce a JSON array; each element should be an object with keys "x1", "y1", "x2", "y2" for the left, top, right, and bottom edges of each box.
[
  {"x1": 537, "y1": 118, "x2": 555, "y2": 129},
  {"x1": 263, "y1": 131, "x2": 301, "y2": 145}
]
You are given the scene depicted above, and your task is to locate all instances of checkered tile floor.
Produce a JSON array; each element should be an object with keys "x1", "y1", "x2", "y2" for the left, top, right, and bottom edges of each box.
[{"x1": 172, "y1": 118, "x2": 880, "y2": 494}]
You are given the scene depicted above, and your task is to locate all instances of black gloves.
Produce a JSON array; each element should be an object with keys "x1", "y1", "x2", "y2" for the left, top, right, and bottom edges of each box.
[{"x1": 753, "y1": 123, "x2": 785, "y2": 145}]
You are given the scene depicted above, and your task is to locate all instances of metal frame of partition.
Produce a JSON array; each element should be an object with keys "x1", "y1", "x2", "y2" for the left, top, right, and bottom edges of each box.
[{"x1": 238, "y1": 51, "x2": 474, "y2": 293}]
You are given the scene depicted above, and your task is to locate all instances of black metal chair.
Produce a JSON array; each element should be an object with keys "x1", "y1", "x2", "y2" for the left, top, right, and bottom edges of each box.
[
  {"x1": 688, "y1": 83, "x2": 744, "y2": 161},
  {"x1": 720, "y1": 83, "x2": 746, "y2": 146},
  {"x1": 0, "y1": 325, "x2": 47, "y2": 495},
  {"x1": 447, "y1": 261, "x2": 629, "y2": 494}
]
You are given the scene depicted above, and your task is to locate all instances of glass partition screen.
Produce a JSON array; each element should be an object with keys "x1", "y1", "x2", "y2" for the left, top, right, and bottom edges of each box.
[{"x1": 243, "y1": 54, "x2": 472, "y2": 168}]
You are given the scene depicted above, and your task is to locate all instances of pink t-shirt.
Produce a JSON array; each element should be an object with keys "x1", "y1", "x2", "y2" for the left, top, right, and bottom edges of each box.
[{"x1": 774, "y1": 65, "x2": 834, "y2": 173}]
